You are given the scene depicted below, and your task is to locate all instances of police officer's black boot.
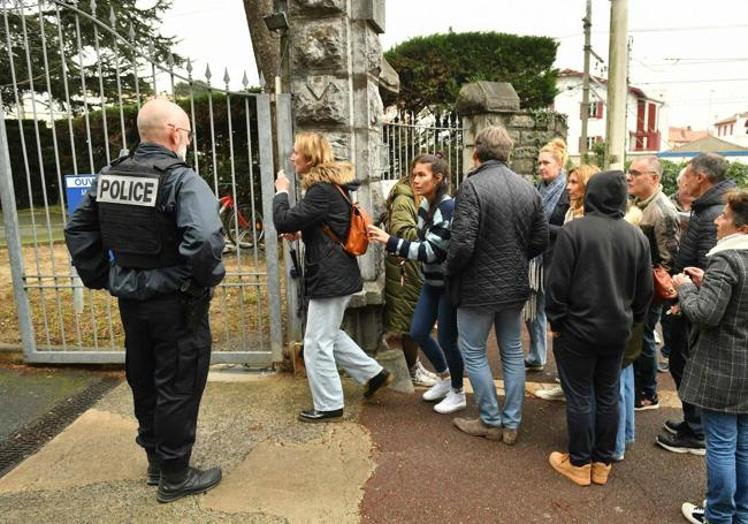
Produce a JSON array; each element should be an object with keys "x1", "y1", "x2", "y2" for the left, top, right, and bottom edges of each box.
[
  {"x1": 146, "y1": 452, "x2": 160, "y2": 486},
  {"x1": 157, "y1": 466, "x2": 222, "y2": 503}
]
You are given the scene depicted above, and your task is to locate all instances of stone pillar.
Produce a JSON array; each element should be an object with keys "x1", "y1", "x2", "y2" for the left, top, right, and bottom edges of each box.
[
  {"x1": 288, "y1": 0, "x2": 388, "y2": 352},
  {"x1": 456, "y1": 81, "x2": 568, "y2": 178}
]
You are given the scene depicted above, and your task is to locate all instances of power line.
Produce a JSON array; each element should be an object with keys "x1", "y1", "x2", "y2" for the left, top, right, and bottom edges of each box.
[
  {"x1": 636, "y1": 78, "x2": 748, "y2": 85},
  {"x1": 553, "y1": 23, "x2": 748, "y2": 40}
]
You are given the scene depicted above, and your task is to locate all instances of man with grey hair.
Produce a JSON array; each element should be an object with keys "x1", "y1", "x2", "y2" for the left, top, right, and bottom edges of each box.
[
  {"x1": 66, "y1": 98, "x2": 225, "y2": 502},
  {"x1": 446, "y1": 126, "x2": 549, "y2": 445},
  {"x1": 626, "y1": 156, "x2": 680, "y2": 412},
  {"x1": 656, "y1": 152, "x2": 737, "y2": 455}
]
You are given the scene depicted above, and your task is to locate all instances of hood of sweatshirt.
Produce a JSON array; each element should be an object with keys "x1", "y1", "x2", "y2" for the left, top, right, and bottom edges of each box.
[{"x1": 584, "y1": 170, "x2": 627, "y2": 219}]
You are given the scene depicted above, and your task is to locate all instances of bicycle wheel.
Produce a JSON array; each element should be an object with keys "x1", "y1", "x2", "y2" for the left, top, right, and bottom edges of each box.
[{"x1": 227, "y1": 206, "x2": 264, "y2": 250}]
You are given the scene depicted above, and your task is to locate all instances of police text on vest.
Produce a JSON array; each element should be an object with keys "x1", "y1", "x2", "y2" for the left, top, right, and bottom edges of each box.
[{"x1": 97, "y1": 174, "x2": 159, "y2": 207}]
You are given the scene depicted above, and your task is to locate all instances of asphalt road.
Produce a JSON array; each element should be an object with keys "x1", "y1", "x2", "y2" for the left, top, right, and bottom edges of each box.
[{"x1": 359, "y1": 332, "x2": 703, "y2": 524}]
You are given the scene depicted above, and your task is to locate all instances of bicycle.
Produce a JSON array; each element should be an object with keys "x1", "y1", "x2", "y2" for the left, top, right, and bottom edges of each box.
[{"x1": 218, "y1": 188, "x2": 264, "y2": 251}]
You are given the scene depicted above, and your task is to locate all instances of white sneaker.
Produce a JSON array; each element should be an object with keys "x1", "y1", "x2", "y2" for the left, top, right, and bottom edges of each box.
[
  {"x1": 681, "y1": 502, "x2": 705, "y2": 524},
  {"x1": 422, "y1": 378, "x2": 451, "y2": 401},
  {"x1": 434, "y1": 389, "x2": 466, "y2": 414},
  {"x1": 534, "y1": 385, "x2": 566, "y2": 401},
  {"x1": 411, "y1": 360, "x2": 439, "y2": 388}
]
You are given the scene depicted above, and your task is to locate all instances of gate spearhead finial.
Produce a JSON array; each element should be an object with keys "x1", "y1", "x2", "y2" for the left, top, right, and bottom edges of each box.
[
  {"x1": 205, "y1": 64, "x2": 212, "y2": 83},
  {"x1": 223, "y1": 68, "x2": 230, "y2": 88}
]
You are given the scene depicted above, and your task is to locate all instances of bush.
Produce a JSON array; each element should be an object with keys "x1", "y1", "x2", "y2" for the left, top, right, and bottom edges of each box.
[
  {"x1": 384, "y1": 31, "x2": 558, "y2": 112},
  {"x1": 6, "y1": 91, "x2": 263, "y2": 213}
]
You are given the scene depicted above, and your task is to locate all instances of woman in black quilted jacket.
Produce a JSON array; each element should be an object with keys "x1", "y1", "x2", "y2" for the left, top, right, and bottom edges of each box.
[{"x1": 273, "y1": 132, "x2": 391, "y2": 423}]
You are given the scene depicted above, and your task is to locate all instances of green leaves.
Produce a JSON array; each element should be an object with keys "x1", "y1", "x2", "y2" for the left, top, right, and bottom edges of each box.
[{"x1": 384, "y1": 31, "x2": 559, "y2": 112}]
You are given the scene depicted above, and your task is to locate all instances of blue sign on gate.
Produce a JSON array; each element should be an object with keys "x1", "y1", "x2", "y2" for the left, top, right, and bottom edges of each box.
[{"x1": 64, "y1": 175, "x2": 96, "y2": 215}]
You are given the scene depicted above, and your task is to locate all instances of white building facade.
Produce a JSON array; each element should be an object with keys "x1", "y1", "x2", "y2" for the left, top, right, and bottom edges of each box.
[
  {"x1": 713, "y1": 112, "x2": 748, "y2": 148},
  {"x1": 552, "y1": 69, "x2": 668, "y2": 160}
]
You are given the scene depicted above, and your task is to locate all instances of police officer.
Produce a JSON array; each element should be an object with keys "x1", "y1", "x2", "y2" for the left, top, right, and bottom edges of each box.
[{"x1": 65, "y1": 98, "x2": 225, "y2": 503}]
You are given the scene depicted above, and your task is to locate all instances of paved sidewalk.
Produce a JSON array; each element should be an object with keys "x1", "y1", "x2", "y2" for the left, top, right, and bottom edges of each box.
[{"x1": 0, "y1": 350, "x2": 702, "y2": 523}]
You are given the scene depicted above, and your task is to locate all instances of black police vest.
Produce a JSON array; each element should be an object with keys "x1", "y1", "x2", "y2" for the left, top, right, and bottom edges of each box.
[{"x1": 97, "y1": 155, "x2": 187, "y2": 269}]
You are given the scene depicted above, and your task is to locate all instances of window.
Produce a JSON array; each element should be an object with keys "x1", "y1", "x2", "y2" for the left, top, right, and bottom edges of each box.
[
  {"x1": 580, "y1": 101, "x2": 604, "y2": 120},
  {"x1": 588, "y1": 101, "x2": 604, "y2": 119}
]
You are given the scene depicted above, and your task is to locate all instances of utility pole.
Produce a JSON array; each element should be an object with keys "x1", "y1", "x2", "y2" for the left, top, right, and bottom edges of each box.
[
  {"x1": 605, "y1": 0, "x2": 629, "y2": 170},
  {"x1": 580, "y1": 0, "x2": 592, "y2": 162}
]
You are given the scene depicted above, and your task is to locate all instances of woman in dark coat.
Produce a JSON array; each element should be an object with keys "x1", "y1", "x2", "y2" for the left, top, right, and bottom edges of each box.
[
  {"x1": 675, "y1": 190, "x2": 748, "y2": 524},
  {"x1": 273, "y1": 132, "x2": 391, "y2": 423},
  {"x1": 383, "y1": 177, "x2": 437, "y2": 387}
]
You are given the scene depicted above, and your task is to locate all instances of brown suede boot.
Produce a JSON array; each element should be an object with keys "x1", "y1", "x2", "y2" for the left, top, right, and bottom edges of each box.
[
  {"x1": 591, "y1": 462, "x2": 612, "y2": 485},
  {"x1": 549, "y1": 451, "x2": 591, "y2": 486},
  {"x1": 453, "y1": 417, "x2": 503, "y2": 440}
]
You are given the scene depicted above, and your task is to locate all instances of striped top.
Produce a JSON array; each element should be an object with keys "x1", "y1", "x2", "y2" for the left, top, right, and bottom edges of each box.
[{"x1": 385, "y1": 194, "x2": 454, "y2": 287}]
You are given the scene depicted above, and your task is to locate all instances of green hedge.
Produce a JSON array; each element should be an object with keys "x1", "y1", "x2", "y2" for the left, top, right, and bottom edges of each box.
[
  {"x1": 384, "y1": 31, "x2": 558, "y2": 112},
  {"x1": 5, "y1": 92, "x2": 262, "y2": 213}
]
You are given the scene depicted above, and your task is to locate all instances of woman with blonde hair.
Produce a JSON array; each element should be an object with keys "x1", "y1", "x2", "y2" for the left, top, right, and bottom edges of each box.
[
  {"x1": 273, "y1": 132, "x2": 391, "y2": 423},
  {"x1": 565, "y1": 164, "x2": 601, "y2": 223},
  {"x1": 525, "y1": 138, "x2": 570, "y2": 373}
]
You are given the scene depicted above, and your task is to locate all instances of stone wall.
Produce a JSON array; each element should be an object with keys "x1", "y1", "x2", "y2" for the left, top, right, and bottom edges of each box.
[
  {"x1": 457, "y1": 82, "x2": 568, "y2": 178},
  {"x1": 287, "y1": 0, "x2": 388, "y2": 352}
]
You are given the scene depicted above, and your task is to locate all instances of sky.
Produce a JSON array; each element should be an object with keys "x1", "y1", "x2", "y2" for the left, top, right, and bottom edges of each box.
[{"x1": 159, "y1": 0, "x2": 748, "y2": 131}]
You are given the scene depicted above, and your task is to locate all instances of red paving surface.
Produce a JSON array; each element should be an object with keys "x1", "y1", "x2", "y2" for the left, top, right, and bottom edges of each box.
[{"x1": 359, "y1": 329, "x2": 704, "y2": 523}]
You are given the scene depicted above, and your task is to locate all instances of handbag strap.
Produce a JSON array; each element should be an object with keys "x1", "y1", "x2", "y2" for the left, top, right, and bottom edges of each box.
[{"x1": 320, "y1": 185, "x2": 351, "y2": 247}]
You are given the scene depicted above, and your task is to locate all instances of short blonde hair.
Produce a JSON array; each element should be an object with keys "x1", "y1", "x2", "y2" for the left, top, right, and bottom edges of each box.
[
  {"x1": 539, "y1": 137, "x2": 568, "y2": 169},
  {"x1": 294, "y1": 132, "x2": 335, "y2": 168}
]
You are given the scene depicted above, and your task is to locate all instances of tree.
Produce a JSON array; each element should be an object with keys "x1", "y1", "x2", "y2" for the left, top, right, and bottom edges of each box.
[
  {"x1": 1, "y1": 0, "x2": 181, "y2": 112},
  {"x1": 241, "y1": 0, "x2": 280, "y2": 93},
  {"x1": 383, "y1": 31, "x2": 559, "y2": 112}
]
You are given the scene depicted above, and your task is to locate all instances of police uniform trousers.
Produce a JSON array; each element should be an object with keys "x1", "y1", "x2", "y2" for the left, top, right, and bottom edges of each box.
[{"x1": 118, "y1": 293, "x2": 211, "y2": 474}]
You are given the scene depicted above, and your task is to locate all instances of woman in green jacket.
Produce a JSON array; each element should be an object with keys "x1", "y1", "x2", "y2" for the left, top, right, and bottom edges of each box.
[{"x1": 384, "y1": 176, "x2": 438, "y2": 387}]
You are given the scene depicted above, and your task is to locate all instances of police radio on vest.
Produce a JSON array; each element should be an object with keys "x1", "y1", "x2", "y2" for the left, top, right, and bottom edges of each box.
[{"x1": 97, "y1": 174, "x2": 160, "y2": 207}]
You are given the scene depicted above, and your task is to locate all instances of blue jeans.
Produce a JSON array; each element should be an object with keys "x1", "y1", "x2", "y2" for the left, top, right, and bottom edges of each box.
[
  {"x1": 524, "y1": 289, "x2": 547, "y2": 367},
  {"x1": 409, "y1": 284, "x2": 463, "y2": 390},
  {"x1": 615, "y1": 364, "x2": 635, "y2": 458},
  {"x1": 634, "y1": 303, "x2": 662, "y2": 399},
  {"x1": 702, "y1": 409, "x2": 748, "y2": 524},
  {"x1": 457, "y1": 307, "x2": 525, "y2": 429}
]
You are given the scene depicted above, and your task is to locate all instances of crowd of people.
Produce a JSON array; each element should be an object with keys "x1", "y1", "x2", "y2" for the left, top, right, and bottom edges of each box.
[
  {"x1": 272, "y1": 129, "x2": 747, "y2": 523},
  {"x1": 64, "y1": 97, "x2": 747, "y2": 519}
]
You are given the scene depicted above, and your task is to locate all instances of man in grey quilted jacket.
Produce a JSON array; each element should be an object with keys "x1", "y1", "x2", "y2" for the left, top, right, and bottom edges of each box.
[{"x1": 447, "y1": 126, "x2": 549, "y2": 445}]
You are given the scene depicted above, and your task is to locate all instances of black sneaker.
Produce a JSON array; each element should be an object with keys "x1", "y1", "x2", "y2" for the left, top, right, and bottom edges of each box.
[
  {"x1": 524, "y1": 360, "x2": 545, "y2": 372},
  {"x1": 364, "y1": 369, "x2": 393, "y2": 399},
  {"x1": 634, "y1": 394, "x2": 660, "y2": 411},
  {"x1": 656, "y1": 432, "x2": 706, "y2": 456},
  {"x1": 298, "y1": 408, "x2": 344, "y2": 423},
  {"x1": 681, "y1": 502, "x2": 705, "y2": 523},
  {"x1": 664, "y1": 419, "x2": 686, "y2": 435}
]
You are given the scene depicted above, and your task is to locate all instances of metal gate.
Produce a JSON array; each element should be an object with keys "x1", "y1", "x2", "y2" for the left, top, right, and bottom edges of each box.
[
  {"x1": 0, "y1": 0, "x2": 288, "y2": 367},
  {"x1": 382, "y1": 109, "x2": 465, "y2": 186}
]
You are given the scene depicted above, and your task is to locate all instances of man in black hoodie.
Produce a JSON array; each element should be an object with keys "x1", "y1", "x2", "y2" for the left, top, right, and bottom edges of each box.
[{"x1": 545, "y1": 170, "x2": 653, "y2": 486}]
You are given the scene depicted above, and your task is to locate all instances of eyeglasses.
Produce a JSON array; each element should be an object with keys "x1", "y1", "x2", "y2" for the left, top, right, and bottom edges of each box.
[
  {"x1": 167, "y1": 123, "x2": 193, "y2": 140},
  {"x1": 626, "y1": 169, "x2": 657, "y2": 177}
]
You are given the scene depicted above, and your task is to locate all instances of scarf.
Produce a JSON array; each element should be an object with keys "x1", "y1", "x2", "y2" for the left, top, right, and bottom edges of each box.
[
  {"x1": 524, "y1": 172, "x2": 567, "y2": 322},
  {"x1": 707, "y1": 233, "x2": 748, "y2": 257}
]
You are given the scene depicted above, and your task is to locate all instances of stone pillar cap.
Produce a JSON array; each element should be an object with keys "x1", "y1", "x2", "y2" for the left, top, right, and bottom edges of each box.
[{"x1": 456, "y1": 81, "x2": 520, "y2": 116}]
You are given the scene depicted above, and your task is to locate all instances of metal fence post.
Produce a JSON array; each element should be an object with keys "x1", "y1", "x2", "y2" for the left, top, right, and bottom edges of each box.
[
  {"x1": 0, "y1": 102, "x2": 36, "y2": 360},
  {"x1": 274, "y1": 94, "x2": 302, "y2": 345},
  {"x1": 257, "y1": 94, "x2": 284, "y2": 364}
]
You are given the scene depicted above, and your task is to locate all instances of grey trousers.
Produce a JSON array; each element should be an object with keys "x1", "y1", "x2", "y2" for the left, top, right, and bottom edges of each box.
[{"x1": 304, "y1": 295, "x2": 382, "y2": 411}]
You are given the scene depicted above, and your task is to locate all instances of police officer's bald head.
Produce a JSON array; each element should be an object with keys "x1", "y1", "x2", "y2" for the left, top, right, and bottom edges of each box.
[{"x1": 137, "y1": 98, "x2": 192, "y2": 159}]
